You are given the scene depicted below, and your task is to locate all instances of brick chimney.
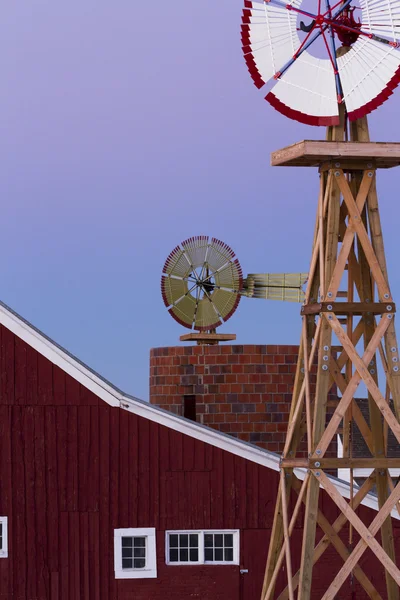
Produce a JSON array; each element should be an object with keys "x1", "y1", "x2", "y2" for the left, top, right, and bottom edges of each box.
[{"x1": 150, "y1": 344, "x2": 337, "y2": 456}]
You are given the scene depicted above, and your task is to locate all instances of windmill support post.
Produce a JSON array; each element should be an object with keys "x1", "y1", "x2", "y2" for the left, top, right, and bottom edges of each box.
[{"x1": 262, "y1": 118, "x2": 400, "y2": 600}]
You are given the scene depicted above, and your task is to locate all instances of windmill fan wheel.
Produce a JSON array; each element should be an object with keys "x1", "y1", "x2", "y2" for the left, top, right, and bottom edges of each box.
[{"x1": 161, "y1": 236, "x2": 243, "y2": 331}]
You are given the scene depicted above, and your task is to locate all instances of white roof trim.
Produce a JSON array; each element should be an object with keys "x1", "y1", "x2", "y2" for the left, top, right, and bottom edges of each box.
[{"x1": 0, "y1": 301, "x2": 397, "y2": 519}]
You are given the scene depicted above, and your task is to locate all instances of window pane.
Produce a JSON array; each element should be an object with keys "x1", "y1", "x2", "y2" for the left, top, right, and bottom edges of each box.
[
  {"x1": 190, "y1": 549, "x2": 199, "y2": 562},
  {"x1": 204, "y1": 534, "x2": 213, "y2": 548},
  {"x1": 169, "y1": 549, "x2": 179, "y2": 562},
  {"x1": 214, "y1": 534, "x2": 223, "y2": 547},
  {"x1": 180, "y1": 548, "x2": 189, "y2": 562},
  {"x1": 180, "y1": 535, "x2": 189, "y2": 548},
  {"x1": 204, "y1": 548, "x2": 213, "y2": 562},
  {"x1": 215, "y1": 548, "x2": 223, "y2": 561},
  {"x1": 224, "y1": 548, "x2": 234, "y2": 562},
  {"x1": 169, "y1": 535, "x2": 179, "y2": 548},
  {"x1": 122, "y1": 547, "x2": 133, "y2": 558},
  {"x1": 189, "y1": 534, "x2": 198, "y2": 548},
  {"x1": 134, "y1": 537, "x2": 146, "y2": 547},
  {"x1": 134, "y1": 547, "x2": 146, "y2": 558},
  {"x1": 122, "y1": 537, "x2": 133, "y2": 547},
  {"x1": 122, "y1": 558, "x2": 133, "y2": 569},
  {"x1": 224, "y1": 534, "x2": 234, "y2": 548},
  {"x1": 134, "y1": 558, "x2": 145, "y2": 569}
]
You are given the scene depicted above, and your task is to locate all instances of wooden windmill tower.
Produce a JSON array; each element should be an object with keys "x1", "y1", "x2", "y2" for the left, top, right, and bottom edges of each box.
[{"x1": 242, "y1": 0, "x2": 400, "y2": 598}]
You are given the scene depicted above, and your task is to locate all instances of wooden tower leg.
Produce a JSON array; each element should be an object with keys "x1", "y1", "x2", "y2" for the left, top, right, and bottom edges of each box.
[{"x1": 262, "y1": 118, "x2": 400, "y2": 600}]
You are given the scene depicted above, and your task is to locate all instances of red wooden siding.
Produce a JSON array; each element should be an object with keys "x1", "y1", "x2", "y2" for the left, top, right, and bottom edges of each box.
[{"x1": 0, "y1": 323, "x2": 398, "y2": 599}]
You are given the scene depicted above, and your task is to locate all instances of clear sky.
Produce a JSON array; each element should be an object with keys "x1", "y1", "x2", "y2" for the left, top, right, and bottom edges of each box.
[{"x1": 1, "y1": 1, "x2": 400, "y2": 400}]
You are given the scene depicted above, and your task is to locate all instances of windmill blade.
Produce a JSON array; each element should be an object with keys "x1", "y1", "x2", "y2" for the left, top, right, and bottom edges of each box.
[
  {"x1": 337, "y1": 38, "x2": 400, "y2": 121},
  {"x1": 360, "y1": 0, "x2": 400, "y2": 40},
  {"x1": 194, "y1": 298, "x2": 222, "y2": 331},
  {"x1": 266, "y1": 53, "x2": 339, "y2": 126},
  {"x1": 241, "y1": 0, "x2": 300, "y2": 88},
  {"x1": 243, "y1": 273, "x2": 308, "y2": 302}
]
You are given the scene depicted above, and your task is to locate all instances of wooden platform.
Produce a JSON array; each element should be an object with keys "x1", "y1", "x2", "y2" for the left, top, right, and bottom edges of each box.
[
  {"x1": 271, "y1": 140, "x2": 400, "y2": 169},
  {"x1": 180, "y1": 332, "x2": 236, "y2": 345}
]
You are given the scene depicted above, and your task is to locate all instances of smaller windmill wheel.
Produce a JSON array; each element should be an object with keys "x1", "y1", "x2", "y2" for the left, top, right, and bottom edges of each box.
[
  {"x1": 162, "y1": 236, "x2": 308, "y2": 332},
  {"x1": 161, "y1": 236, "x2": 243, "y2": 331}
]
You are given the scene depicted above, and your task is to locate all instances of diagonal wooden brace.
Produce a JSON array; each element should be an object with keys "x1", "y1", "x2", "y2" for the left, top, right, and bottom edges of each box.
[
  {"x1": 335, "y1": 171, "x2": 391, "y2": 300},
  {"x1": 311, "y1": 314, "x2": 392, "y2": 457},
  {"x1": 319, "y1": 471, "x2": 400, "y2": 600}
]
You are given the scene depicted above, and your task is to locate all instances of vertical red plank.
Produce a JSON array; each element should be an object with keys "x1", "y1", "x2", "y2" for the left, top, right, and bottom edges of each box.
[
  {"x1": 26, "y1": 344, "x2": 38, "y2": 406},
  {"x1": 11, "y1": 407, "x2": 27, "y2": 598},
  {"x1": 108, "y1": 407, "x2": 119, "y2": 599},
  {"x1": 56, "y1": 407, "x2": 68, "y2": 512},
  {"x1": 89, "y1": 512, "x2": 100, "y2": 599},
  {"x1": 128, "y1": 413, "x2": 138, "y2": 527},
  {"x1": 0, "y1": 406, "x2": 12, "y2": 594},
  {"x1": 79, "y1": 512, "x2": 90, "y2": 599},
  {"x1": 246, "y1": 462, "x2": 259, "y2": 529},
  {"x1": 1, "y1": 326, "x2": 14, "y2": 405},
  {"x1": 182, "y1": 434, "x2": 195, "y2": 471},
  {"x1": 158, "y1": 426, "x2": 169, "y2": 531},
  {"x1": 35, "y1": 406, "x2": 49, "y2": 599},
  {"x1": 234, "y1": 456, "x2": 247, "y2": 529},
  {"x1": 119, "y1": 408, "x2": 130, "y2": 527},
  {"x1": 66, "y1": 376, "x2": 80, "y2": 406},
  {"x1": 204, "y1": 442, "x2": 213, "y2": 472},
  {"x1": 99, "y1": 406, "x2": 110, "y2": 600},
  {"x1": 78, "y1": 405, "x2": 90, "y2": 512},
  {"x1": 37, "y1": 353, "x2": 53, "y2": 405},
  {"x1": 14, "y1": 337, "x2": 27, "y2": 405},
  {"x1": 259, "y1": 467, "x2": 277, "y2": 529},
  {"x1": 24, "y1": 406, "x2": 37, "y2": 600},
  {"x1": 169, "y1": 430, "x2": 183, "y2": 471},
  {"x1": 88, "y1": 406, "x2": 100, "y2": 512},
  {"x1": 68, "y1": 512, "x2": 80, "y2": 600},
  {"x1": 210, "y1": 447, "x2": 224, "y2": 529},
  {"x1": 59, "y1": 512, "x2": 69, "y2": 600},
  {"x1": 194, "y1": 440, "x2": 206, "y2": 471},
  {"x1": 45, "y1": 407, "x2": 59, "y2": 573},
  {"x1": 223, "y1": 452, "x2": 236, "y2": 529},
  {"x1": 51, "y1": 572, "x2": 59, "y2": 600},
  {"x1": 53, "y1": 366, "x2": 66, "y2": 406},
  {"x1": 66, "y1": 405, "x2": 78, "y2": 511},
  {"x1": 149, "y1": 421, "x2": 160, "y2": 529},
  {"x1": 138, "y1": 417, "x2": 150, "y2": 526}
]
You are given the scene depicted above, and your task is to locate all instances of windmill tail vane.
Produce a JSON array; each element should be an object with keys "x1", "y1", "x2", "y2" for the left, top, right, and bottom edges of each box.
[
  {"x1": 242, "y1": 272, "x2": 308, "y2": 302},
  {"x1": 161, "y1": 235, "x2": 306, "y2": 332}
]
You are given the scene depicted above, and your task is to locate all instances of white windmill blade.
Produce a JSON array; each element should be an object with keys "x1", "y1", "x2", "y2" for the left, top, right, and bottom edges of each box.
[
  {"x1": 360, "y1": 0, "x2": 400, "y2": 40},
  {"x1": 266, "y1": 52, "x2": 339, "y2": 126},
  {"x1": 241, "y1": 0, "x2": 300, "y2": 89},
  {"x1": 338, "y1": 38, "x2": 400, "y2": 120}
]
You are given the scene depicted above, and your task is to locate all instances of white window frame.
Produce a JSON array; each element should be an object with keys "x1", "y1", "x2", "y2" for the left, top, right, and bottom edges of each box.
[
  {"x1": 114, "y1": 527, "x2": 157, "y2": 579},
  {"x1": 165, "y1": 530, "x2": 239, "y2": 566},
  {"x1": 0, "y1": 517, "x2": 8, "y2": 558}
]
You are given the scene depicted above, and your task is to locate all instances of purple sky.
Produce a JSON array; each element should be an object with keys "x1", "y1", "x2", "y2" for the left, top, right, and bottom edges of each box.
[{"x1": 1, "y1": 1, "x2": 400, "y2": 400}]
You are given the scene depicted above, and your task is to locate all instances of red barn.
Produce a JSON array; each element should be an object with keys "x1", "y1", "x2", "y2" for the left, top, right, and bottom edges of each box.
[{"x1": 0, "y1": 301, "x2": 398, "y2": 599}]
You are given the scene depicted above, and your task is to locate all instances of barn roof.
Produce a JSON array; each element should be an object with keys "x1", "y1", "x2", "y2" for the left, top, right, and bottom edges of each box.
[{"x1": 0, "y1": 298, "x2": 397, "y2": 519}]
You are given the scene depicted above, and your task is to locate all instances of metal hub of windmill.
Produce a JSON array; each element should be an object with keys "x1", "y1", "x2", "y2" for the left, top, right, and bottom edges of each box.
[{"x1": 242, "y1": 0, "x2": 400, "y2": 125}]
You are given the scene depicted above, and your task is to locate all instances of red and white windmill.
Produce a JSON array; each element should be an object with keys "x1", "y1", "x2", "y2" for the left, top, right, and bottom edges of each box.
[{"x1": 242, "y1": 0, "x2": 400, "y2": 125}]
